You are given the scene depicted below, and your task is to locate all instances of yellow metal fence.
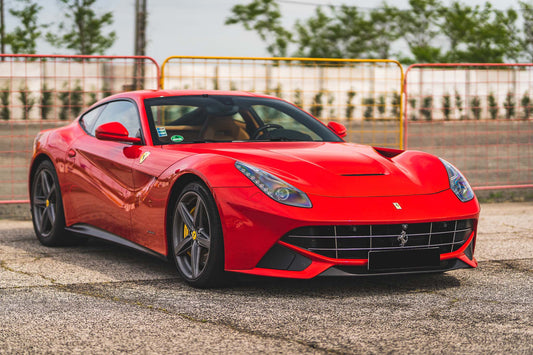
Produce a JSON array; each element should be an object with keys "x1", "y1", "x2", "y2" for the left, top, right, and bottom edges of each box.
[{"x1": 161, "y1": 56, "x2": 404, "y2": 149}]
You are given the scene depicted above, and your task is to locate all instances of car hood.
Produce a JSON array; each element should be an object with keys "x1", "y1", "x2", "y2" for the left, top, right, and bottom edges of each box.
[{"x1": 164, "y1": 142, "x2": 450, "y2": 197}]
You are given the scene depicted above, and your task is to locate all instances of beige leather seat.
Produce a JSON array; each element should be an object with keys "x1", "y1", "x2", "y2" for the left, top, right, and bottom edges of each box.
[{"x1": 202, "y1": 116, "x2": 250, "y2": 141}]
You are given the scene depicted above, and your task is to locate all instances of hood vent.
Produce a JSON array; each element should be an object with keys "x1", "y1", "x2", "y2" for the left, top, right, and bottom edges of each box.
[
  {"x1": 341, "y1": 173, "x2": 385, "y2": 177},
  {"x1": 373, "y1": 147, "x2": 404, "y2": 159}
]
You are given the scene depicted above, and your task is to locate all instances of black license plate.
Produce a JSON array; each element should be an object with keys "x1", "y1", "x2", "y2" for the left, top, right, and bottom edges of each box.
[{"x1": 368, "y1": 248, "x2": 441, "y2": 271}]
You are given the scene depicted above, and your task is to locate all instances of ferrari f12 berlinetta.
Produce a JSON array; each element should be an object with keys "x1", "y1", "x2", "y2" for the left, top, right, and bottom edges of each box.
[{"x1": 30, "y1": 90, "x2": 479, "y2": 287}]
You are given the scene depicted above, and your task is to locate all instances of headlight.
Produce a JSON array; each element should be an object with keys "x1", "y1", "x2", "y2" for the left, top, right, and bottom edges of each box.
[
  {"x1": 235, "y1": 161, "x2": 312, "y2": 208},
  {"x1": 440, "y1": 159, "x2": 474, "y2": 202}
]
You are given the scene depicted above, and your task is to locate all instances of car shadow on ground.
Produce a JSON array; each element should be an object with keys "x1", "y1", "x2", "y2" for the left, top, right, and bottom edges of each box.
[
  {"x1": 79, "y1": 238, "x2": 464, "y2": 296},
  {"x1": 7, "y1": 226, "x2": 463, "y2": 297},
  {"x1": 230, "y1": 272, "x2": 462, "y2": 293}
]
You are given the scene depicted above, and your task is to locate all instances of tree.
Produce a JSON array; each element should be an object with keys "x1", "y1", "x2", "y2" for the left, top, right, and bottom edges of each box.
[
  {"x1": 346, "y1": 90, "x2": 356, "y2": 121},
  {"x1": 363, "y1": 97, "x2": 374, "y2": 120},
  {"x1": 46, "y1": 0, "x2": 116, "y2": 55},
  {"x1": 293, "y1": 88, "x2": 303, "y2": 108},
  {"x1": 470, "y1": 96, "x2": 481, "y2": 120},
  {"x1": 420, "y1": 95, "x2": 433, "y2": 121},
  {"x1": 488, "y1": 93, "x2": 498, "y2": 119},
  {"x1": 398, "y1": 0, "x2": 443, "y2": 63},
  {"x1": 521, "y1": 92, "x2": 531, "y2": 119},
  {"x1": 409, "y1": 98, "x2": 417, "y2": 121},
  {"x1": 225, "y1": 0, "x2": 291, "y2": 57},
  {"x1": 378, "y1": 95, "x2": 386, "y2": 117},
  {"x1": 327, "y1": 91, "x2": 335, "y2": 118},
  {"x1": 224, "y1": 0, "x2": 526, "y2": 63},
  {"x1": 520, "y1": 1, "x2": 533, "y2": 62},
  {"x1": 442, "y1": 93, "x2": 451, "y2": 120},
  {"x1": 40, "y1": 84, "x2": 52, "y2": 120},
  {"x1": 326, "y1": 5, "x2": 373, "y2": 59},
  {"x1": 438, "y1": 2, "x2": 479, "y2": 62},
  {"x1": 366, "y1": 5, "x2": 402, "y2": 58},
  {"x1": 391, "y1": 92, "x2": 401, "y2": 118},
  {"x1": 6, "y1": 0, "x2": 45, "y2": 54},
  {"x1": 310, "y1": 91, "x2": 324, "y2": 118},
  {"x1": 58, "y1": 82, "x2": 83, "y2": 120},
  {"x1": 294, "y1": 5, "x2": 394, "y2": 59},
  {"x1": 455, "y1": 91, "x2": 463, "y2": 120},
  {"x1": 0, "y1": 84, "x2": 9, "y2": 120},
  {"x1": 293, "y1": 7, "x2": 342, "y2": 58},
  {"x1": 461, "y1": 4, "x2": 520, "y2": 63},
  {"x1": 503, "y1": 92, "x2": 516, "y2": 119},
  {"x1": 18, "y1": 85, "x2": 34, "y2": 120}
]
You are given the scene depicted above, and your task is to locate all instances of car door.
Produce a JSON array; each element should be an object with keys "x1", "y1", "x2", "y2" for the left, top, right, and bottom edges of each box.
[{"x1": 65, "y1": 100, "x2": 142, "y2": 240}]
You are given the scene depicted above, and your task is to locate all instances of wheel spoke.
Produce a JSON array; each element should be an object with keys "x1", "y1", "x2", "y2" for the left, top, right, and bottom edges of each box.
[
  {"x1": 41, "y1": 172, "x2": 51, "y2": 195},
  {"x1": 33, "y1": 195, "x2": 47, "y2": 207},
  {"x1": 192, "y1": 197, "x2": 201, "y2": 222},
  {"x1": 178, "y1": 202, "x2": 195, "y2": 231},
  {"x1": 196, "y1": 201, "x2": 205, "y2": 229},
  {"x1": 48, "y1": 205, "x2": 56, "y2": 225},
  {"x1": 175, "y1": 236, "x2": 193, "y2": 256},
  {"x1": 47, "y1": 184, "x2": 56, "y2": 200},
  {"x1": 197, "y1": 229, "x2": 210, "y2": 249},
  {"x1": 191, "y1": 241, "x2": 201, "y2": 278},
  {"x1": 39, "y1": 208, "x2": 49, "y2": 233}
]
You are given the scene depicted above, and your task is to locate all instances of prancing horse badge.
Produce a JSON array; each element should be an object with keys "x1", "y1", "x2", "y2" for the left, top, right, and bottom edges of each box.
[
  {"x1": 393, "y1": 202, "x2": 402, "y2": 210},
  {"x1": 139, "y1": 151, "x2": 150, "y2": 164}
]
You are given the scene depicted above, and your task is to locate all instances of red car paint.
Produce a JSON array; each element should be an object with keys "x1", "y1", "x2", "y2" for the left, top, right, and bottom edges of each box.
[{"x1": 30, "y1": 90, "x2": 479, "y2": 279}]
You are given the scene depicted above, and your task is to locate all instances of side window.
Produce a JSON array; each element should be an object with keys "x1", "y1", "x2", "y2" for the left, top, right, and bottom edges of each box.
[
  {"x1": 90, "y1": 101, "x2": 141, "y2": 138},
  {"x1": 80, "y1": 105, "x2": 106, "y2": 134}
]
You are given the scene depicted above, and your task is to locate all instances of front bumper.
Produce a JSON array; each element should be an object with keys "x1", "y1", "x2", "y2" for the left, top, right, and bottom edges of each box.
[{"x1": 213, "y1": 186, "x2": 479, "y2": 279}]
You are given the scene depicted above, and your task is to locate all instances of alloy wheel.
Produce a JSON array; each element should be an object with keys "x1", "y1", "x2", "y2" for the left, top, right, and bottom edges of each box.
[
  {"x1": 32, "y1": 168, "x2": 58, "y2": 238},
  {"x1": 172, "y1": 190, "x2": 212, "y2": 280}
]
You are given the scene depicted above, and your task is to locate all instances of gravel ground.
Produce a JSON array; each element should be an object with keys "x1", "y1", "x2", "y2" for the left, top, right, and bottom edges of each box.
[{"x1": 0, "y1": 202, "x2": 532, "y2": 354}]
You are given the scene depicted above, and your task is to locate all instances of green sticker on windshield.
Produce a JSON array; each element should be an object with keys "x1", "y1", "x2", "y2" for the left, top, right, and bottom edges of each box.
[{"x1": 171, "y1": 135, "x2": 184, "y2": 143}]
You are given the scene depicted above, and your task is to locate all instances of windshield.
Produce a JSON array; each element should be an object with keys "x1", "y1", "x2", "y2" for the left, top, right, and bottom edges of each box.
[{"x1": 144, "y1": 95, "x2": 342, "y2": 144}]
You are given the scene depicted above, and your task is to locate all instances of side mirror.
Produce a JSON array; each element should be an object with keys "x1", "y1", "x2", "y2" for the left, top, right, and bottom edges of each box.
[
  {"x1": 95, "y1": 122, "x2": 141, "y2": 144},
  {"x1": 327, "y1": 121, "x2": 347, "y2": 138}
]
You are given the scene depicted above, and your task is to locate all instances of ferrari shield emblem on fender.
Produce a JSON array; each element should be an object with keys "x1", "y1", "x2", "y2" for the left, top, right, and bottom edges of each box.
[
  {"x1": 139, "y1": 151, "x2": 150, "y2": 164},
  {"x1": 393, "y1": 202, "x2": 402, "y2": 210}
]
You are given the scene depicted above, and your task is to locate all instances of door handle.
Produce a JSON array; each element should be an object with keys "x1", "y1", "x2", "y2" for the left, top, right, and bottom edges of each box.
[{"x1": 68, "y1": 149, "x2": 76, "y2": 158}]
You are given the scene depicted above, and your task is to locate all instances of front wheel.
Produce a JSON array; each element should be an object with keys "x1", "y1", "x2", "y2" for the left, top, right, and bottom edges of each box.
[{"x1": 170, "y1": 182, "x2": 225, "y2": 288}]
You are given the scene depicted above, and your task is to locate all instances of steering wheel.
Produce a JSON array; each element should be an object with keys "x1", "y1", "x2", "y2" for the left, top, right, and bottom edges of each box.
[{"x1": 251, "y1": 124, "x2": 283, "y2": 139}]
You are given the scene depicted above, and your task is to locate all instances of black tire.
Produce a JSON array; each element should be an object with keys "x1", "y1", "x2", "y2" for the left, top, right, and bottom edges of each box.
[
  {"x1": 30, "y1": 160, "x2": 70, "y2": 246},
  {"x1": 170, "y1": 182, "x2": 225, "y2": 288}
]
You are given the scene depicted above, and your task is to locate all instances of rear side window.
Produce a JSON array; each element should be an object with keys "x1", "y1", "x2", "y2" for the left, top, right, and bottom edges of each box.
[
  {"x1": 80, "y1": 105, "x2": 106, "y2": 134},
  {"x1": 90, "y1": 101, "x2": 141, "y2": 138}
]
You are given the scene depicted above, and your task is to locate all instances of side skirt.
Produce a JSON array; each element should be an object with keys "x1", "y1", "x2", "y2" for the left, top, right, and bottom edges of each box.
[{"x1": 66, "y1": 224, "x2": 168, "y2": 261}]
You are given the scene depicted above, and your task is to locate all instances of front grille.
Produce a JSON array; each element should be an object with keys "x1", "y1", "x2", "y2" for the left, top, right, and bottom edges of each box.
[{"x1": 281, "y1": 219, "x2": 474, "y2": 259}]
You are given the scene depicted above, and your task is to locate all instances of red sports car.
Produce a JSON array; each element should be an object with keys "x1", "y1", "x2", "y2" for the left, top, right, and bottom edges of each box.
[{"x1": 30, "y1": 90, "x2": 479, "y2": 287}]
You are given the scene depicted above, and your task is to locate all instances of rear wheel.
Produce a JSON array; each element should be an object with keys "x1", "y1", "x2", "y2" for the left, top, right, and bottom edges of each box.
[
  {"x1": 171, "y1": 182, "x2": 225, "y2": 288},
  {"x1": 31, "y1": 160, "x2": 69, "y2": 246}
]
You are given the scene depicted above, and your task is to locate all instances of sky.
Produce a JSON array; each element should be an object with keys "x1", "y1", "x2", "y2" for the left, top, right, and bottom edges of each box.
[{"x1": 4, "y1": 0, "x2": 524, "y2": 63}]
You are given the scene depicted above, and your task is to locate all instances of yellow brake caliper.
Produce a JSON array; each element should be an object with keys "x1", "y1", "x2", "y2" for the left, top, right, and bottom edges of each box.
[{"x1": 183, "y1": 207, "x2": 195, "y2": 256}]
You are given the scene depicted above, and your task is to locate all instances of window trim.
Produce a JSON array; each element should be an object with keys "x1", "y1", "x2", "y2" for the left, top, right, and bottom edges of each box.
[{"x1": 78, "y1": 98, "x2": 145, "y2": 145}]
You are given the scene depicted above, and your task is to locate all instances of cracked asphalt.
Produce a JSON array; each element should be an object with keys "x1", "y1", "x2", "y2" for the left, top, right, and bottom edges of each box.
[{"x1": 1, "y1": 202, "x2": 532, "y2": 354}]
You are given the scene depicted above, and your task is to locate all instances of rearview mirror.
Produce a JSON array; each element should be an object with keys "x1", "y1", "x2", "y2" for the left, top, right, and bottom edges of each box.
[
  {"x1": 95, "y1": 122, "x2": 141, "y2": 144},
  {"x1": 327, "y1": 121, "x2": 347, "y2": 138}
]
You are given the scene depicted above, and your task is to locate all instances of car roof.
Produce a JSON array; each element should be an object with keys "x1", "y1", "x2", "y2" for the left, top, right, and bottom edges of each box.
[{"x1": 102, "y1": 90, "x2": 281, "y2": 101}]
